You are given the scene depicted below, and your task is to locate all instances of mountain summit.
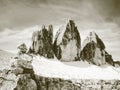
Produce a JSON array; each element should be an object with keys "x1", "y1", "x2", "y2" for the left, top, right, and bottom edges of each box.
[
  {"x1": 29, "y1": 25, "x2": 54, "y2": 58},
  {"x1": 54, "y1": 20, "x2": 81, "y2": 61},
  {"x1": 80, "y1": 32, "x2": 114, "y2": 66},
  {"x1": 26, "y1": 20, "x2": 120, "y2": 66}
]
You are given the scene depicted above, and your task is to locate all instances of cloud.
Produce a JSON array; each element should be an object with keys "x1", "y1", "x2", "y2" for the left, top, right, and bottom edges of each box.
[
  {"x1": 0, "y1": 0, "x2": 120, "y2": 30},
  {"x1": 0, "y1": 0, "x2": 120, "y2": 60}
]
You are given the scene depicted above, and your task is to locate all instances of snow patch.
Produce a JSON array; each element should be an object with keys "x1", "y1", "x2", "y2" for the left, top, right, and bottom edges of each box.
[{"x1": 32, "y1": 56, "x2": 120, "y2": 80}]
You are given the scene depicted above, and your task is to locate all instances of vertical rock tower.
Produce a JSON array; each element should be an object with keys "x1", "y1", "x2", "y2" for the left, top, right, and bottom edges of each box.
[
  {"x1": 80, "y1": 32, "x2": 114, "y2": 66},
  {"x1": 54, "y1": 20, "x2": 81, "y2": 61},
  {"x1": 29, "y1": 25, "x2": 54, "y2": 58}
]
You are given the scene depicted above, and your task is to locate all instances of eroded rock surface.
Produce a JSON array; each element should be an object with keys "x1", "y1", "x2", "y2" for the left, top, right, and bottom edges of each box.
[
  {"x1": 80, "y1": 32, "x2": 114, "y2": 66},
  {"x1": 0, "y1": 60, "x2": 37, "y2": 90},
  {"x1": 29, "y1": 25, "x2": 54, "y2": 58},
  {"x1": 54, "y1": 20, "x2": 81, "y2": 61}
]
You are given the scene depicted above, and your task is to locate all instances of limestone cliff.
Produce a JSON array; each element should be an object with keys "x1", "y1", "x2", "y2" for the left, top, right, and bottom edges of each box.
[
  {"x1": 80, "y1": 32, "x2": 114, "y2": 66},
  {"x1": 29, "y1": 25, "x2": 54, "y2": 58},
  {"x1": 54, "y1": 20, "x2": 81, "y2": 61}
]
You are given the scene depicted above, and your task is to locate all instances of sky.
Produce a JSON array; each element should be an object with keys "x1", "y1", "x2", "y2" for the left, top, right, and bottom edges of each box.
[{"x1": 0, "y1": 0, "x2": 120, "y2": 61}]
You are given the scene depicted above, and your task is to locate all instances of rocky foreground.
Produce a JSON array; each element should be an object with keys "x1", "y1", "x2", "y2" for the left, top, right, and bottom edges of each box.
[{"x1": 0, "y1": 56, "x2": 120, "y2": 90}]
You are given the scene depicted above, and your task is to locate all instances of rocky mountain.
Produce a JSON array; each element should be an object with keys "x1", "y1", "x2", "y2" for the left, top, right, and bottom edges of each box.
[
  {"x1": 80, "y1": 32, "x2": 114, "y2": 66},
  {"x1": 29, "y1": 25, "x2": 54, "y2": 58},
  {"x1": 27, "y1": 20, "x2": 120, "y2": 66},
  {"x1": 53, "y1": 20, "x2": 81, "y2": 61}
]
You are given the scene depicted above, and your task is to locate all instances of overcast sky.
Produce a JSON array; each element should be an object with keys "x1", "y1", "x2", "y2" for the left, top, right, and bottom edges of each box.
[{"x1": 0, "y1": 0, "x2": 120, "y2": 61}]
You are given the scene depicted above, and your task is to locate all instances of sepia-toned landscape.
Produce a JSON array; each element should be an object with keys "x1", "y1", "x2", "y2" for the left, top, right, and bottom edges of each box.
[{"x1": 0, "y1": 0, "x2": 120, "y2": 90}]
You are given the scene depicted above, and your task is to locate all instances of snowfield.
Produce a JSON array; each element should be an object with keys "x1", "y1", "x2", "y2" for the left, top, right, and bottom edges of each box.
[
  {"x1": 0, "y1": 49, "x2": 15, "y2": 69},
  {"x1": 32, "y1": 56, "x2": 120, "y2": 80}
]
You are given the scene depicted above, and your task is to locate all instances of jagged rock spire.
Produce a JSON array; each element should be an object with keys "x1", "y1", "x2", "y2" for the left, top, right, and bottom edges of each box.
[
  {"x1": 48, "y1": 25, "x2": 53, "y2": 43},
  {"x1": 54, "y1": 20, "x2": 81, "y2": 61},
  {"x1": 29, "y1": 25, "x2": 54, "y2": 58},
  {"x1": 28, "y1": 21, "x2": 115, "y2": 66},
  {"x1": 82, "y1": 31, "x2": 105, "y2": 50},
  {"x1": 80, "y1": 31, "x2": 114, "y2": 66}
]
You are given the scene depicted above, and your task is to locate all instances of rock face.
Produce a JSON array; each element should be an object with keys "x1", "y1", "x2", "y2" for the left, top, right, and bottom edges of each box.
[
  {"x1": 105, "y1": 51, "x2": 114, "y2": 66},
  {"x1": 34, "y1": 76, "x2": 81, "y2": 90},
  {"x1": 54, "y1": 20, "x2": 81, "y2": 61},
  {"x1": 74, "y1": 79, "x2": 120, "y2": 90},
  {"x1": 0, "y1": 59, "x2": 37, "y2": 90},
  {"x1": 29, "y1": 25, "x2": 54, "y2": 58},
  {"x1": 80, "y1": 32, "x2": 114, "y2": 66},
  {"x1": 18, "y1": 43, "x2": 27, "y2": 54}
]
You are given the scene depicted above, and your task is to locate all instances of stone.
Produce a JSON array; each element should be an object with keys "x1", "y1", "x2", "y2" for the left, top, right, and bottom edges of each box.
[
  {"x1": 0, "y1": 71, "x2": 18, "y2": 90},
  {"x1": 15, "y1": 74, "x2": 37, "y2": 90},
  {"x1": 11, "y1": 67, "x2": 23, "y2": 75},
  {"x1": 17, "y1": 43, "x2": 27, "y2": 55},
  {"x1": 11, "y1": 59, "x2": 33, "y2": 70}
]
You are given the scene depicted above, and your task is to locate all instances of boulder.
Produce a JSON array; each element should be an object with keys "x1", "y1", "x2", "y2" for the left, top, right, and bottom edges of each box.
[
  {"x1": 0, "y1": 71, "x2": 18, "y2": 90},
  {"x1": 17, "y1": 43, "x2": 27, "y2": 55},
  {"x1": 11, "y1": 59, "x2": 33, "y2": 75},
  {"x1": 0, "y1": 71, "x2": 37, "y2": 90},
  {"x1": 0, "y1": 55, "x2": 37, "y2": 90}
]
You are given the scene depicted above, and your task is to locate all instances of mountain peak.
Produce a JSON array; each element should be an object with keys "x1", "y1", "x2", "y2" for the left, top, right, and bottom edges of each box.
[
  {"x1": 89, "y1": 31, "x2": 96, "y2": 37},
  {"x1": 82, "y1": 31, "x2": 105, "y2": 50},
  {"x1": 41, "y1": 25, "x2": 46, "y2": 30},
  {"x1": 81, "y1": 31, "x2": 113, "y2": 66},
  {"x1": 54, "y1": 20, "x2": 81, "y2": 61},
  {"x1": 25, "y1": 21, "x2": 118, "y2": 66},
  {"x1": 67, "y1": 19, "x2": 75, "y2": 30},
  {"x1": 29, "y1": 25, "x2": 54, "y2": 58},
  {"x1": 68, "y1": 19, "x2": 75, "y2": 25}
]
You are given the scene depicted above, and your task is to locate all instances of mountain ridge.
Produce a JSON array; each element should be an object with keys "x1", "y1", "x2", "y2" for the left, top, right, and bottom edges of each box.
[{"x1": 27, "y1": 20, "x2": 120, "y2": 67}]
